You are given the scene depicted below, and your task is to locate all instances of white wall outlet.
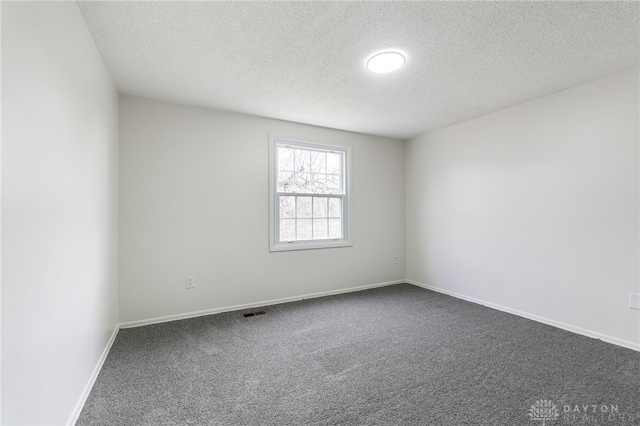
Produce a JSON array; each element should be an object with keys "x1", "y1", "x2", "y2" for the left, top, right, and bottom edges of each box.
[
  {"x1": 185, "y1": 275, "x2": 195, "y2": 289},
  {"x1": 630, "y1": 293, "x2": 640, "y2": 310},
  {"x1": 392, "y1": 255, "x2": 398, "y2": 265}
]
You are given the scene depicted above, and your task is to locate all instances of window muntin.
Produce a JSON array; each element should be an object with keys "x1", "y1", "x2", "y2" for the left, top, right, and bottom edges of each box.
[{"x1": 270, "y1": 137, "x2": 350, "y2": 251}]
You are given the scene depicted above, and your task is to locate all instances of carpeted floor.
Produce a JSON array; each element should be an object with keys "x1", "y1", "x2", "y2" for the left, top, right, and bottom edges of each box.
[{"x1": 77, "y1": 284, "x2": 640, "y2": 425}]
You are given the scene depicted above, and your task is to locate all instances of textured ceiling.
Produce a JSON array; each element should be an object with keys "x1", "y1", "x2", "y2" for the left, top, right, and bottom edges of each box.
[{"x1": 77, "y1": 1, "x2": 639, "y2": 140}]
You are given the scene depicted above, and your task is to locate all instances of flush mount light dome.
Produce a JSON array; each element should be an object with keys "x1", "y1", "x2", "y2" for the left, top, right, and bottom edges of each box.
[{"x1": 366, "y1": 51, "x2": 406, "y2": 73}]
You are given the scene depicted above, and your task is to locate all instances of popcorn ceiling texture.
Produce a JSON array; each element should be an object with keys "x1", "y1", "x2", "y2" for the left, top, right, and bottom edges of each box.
[{"x1": 77, "y1": 1, "x2": 639, "y2": 140}]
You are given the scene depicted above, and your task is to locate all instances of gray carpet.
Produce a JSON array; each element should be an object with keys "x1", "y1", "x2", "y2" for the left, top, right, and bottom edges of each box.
[{"x1": 77, "y1": 284, "x2": 640, "y2": 425}]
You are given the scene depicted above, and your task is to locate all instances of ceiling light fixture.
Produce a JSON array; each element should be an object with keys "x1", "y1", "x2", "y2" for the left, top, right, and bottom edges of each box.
[{"x1": 366, "y1": 51, "x2": 406, "y2": 73}]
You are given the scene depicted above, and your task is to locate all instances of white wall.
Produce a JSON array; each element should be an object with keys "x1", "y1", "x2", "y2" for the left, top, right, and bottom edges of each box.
[
  {"x1": 119, "y1": 95, "x2": 405, "y2": 324},
  {"x1": 2, "y1": 2, "x2": 119, "y2": 425},
  {"x1": 406, "y1": 67, "x2": 640, "y2": 349}
]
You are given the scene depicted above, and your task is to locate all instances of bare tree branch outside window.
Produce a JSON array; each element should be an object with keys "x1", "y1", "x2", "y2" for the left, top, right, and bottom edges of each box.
[{"x1": 276, "y1": 144, "x2": 345, "y2": 243}]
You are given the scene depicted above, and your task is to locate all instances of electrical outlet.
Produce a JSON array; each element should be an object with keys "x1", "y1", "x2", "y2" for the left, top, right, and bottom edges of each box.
[
  {"x1": 392, "y1": 255, "x2": 398, "y2": 265},
  {"x1": 185, "y1": 275, "x2": 195, "y2": 289},
  {"x1": 630, "y1": 293, "x2": 640, "y2": 310}
]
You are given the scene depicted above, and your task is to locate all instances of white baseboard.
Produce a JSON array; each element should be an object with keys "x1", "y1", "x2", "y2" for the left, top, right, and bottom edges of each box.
[
  {"x1": 67, "y1": 325, "x2": 120, "y2": 426},
  {"x1": 119, "y1": 279, "x2": 405, "y2": 329},
  {"x1": 69, "y1": 280, "x2": 403, "y2": 423},
  {"x1": 406, "y1": 279, "x2": 640, "y2": 352},
  {"x1": 65, "y1": 278, "x2": 638, "y2": 425}
]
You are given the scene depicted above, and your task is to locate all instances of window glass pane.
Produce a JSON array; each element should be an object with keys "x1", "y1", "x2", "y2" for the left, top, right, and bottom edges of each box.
[
  {"x1": 328, "y1": 197, "x2": 342, "y2": 218},
  {"x1": 309, "y1": 173, "x2": 326, "y2": 193},
  {"x1": 295, "y1": 149, "x2": 311, "y2": 173},
  {"x1": 326, "y1": 174, "x2": 341, "y2": 194},
  {"x1": 273, "y1": 139, "x2": 347, "y2": 248},
  {"x1": 278, "y1": 146, "x2": 294, "y2": 172},
  {"x1": 328, "y1": 218, "x2": 342, "y2": 239},
  {"x1": 313, "y1": 219, "x2": 328, "y2": 240},
  {"x1": 313, "y1": 197, "x2": 328, "y2": 218},
  {"x1": 278, "y1": 171, "x2": 294, "y2": 192},
  {"x1": 280, "y1": 219, "x2": 295, "y2": 242},
  {"x1": 278, "y1": 147, "x2": 342, "y2": 195},
  {"x1": 310, "y1": 151, "x2": 326, "y2": 173},
  {"x1": 297, "y1": 219, "x2": 312, "y2": 240},
  {"x1": 292, "y1": 172, "x2": 310, "y2": 193},
  {"x1": 326, "y1": 152, "x2": 342, "y2": 174},
  {"x1": 296, "y1": 196, "x2": 312, "y2": 218},
  {"x1": 279, "y1": 196, "x2": 295, "y2": 218}
]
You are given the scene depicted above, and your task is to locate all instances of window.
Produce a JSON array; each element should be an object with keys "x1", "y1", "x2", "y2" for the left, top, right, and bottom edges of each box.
[{"x1": 269, "y1": 135, "x2": 351, "y2": 252}]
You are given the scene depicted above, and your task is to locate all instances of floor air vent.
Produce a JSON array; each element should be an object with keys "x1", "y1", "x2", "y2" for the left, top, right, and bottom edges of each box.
[{"x1": 243, "y1": 311, "x2": 267, "y2": 318}]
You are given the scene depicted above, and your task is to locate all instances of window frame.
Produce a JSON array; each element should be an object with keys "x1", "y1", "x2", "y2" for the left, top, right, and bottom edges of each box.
[{"x1": 269, "y1": 134, "x2": 352, "y2": 252}]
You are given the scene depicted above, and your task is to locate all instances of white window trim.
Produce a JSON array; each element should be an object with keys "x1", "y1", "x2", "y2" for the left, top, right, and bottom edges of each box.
[{"x1": 269, "y1": 134, "x2": 353, "y2": 252}]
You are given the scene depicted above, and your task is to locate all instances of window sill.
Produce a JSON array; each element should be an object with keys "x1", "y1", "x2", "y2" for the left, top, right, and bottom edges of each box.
[{"x1": 270, "y1": 240, "x2": 353, "y2": 252}]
